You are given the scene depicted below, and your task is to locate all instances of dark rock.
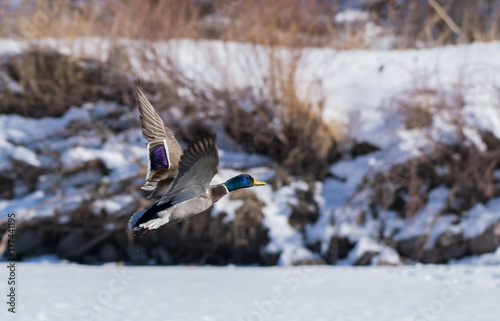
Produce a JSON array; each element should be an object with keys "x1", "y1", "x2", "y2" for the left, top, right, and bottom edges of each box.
[
  {"x1": 482, "y1": 131, "x2": 500, "y2": 150},
  {"x1": 444, "y1": 243, "x2": 468, "y2": 260},
  {"x1": 16, "y1": 229, "x2": 43, "y2": 257},
  {"x1": 469, "y1": 221, "x2": 500, "y2": 255},
  {"x1": 436, "y1": 231, "x2": 459, "y2": 248},
  {"x1": 56, "y1": 231, "x2": 88, "y2": 260},
  {"x1": 97, "y1": 243, "x2": 121, "y2": 262},
  {"x1": 202, "y1": 253, "x2": 227, "y2": 266},
  {"x1": 293, "y1": 258, "x2": 326, "y2": 265},
  {"x1": 151, "y1": 246, "x2": 173, "y2": 265},
  {"x1": 0, "y1": 175, "x2": 14, "y2": 199},
  {"x1": 260, "y1": 252, "x2": 281, "y2": 266},
  {"x1": 325, "y1": 236, "x2": 354, "y2": 264},
  {"x1": 354, "y1": 251, "x2": 379, "y2": 266},
  {"x1": 126, "y1": 243, "x2": 149, "y2": 265},
  {"x1": 397, "y1": 232, "x2": 468, "y2": 264},
  {"x1": 289, "y1": 188, "x2": 319, "y2": 232},
  {"x1": 155, "y1": 225, "x2": 182, "y2": 253},
  {"x1": 11, "y1": 160, "x2": 46, "y2": 196},
  {"x1": 82, "y1": 254, "x2": 100, "y2": 265},
  {"x1": 351, "y1": 141, "x2": 379, "y2": 158},
  {"x1": 425, "y1": 232, "x2": 467, "y2": 263},
  {"x1": 397, "y1": 235, "x2": 429, "y2": 260}
]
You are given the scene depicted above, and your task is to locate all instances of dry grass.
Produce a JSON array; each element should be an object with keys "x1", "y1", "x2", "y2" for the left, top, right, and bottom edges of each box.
[
  {"x1": 0, "y1": 47, "x2": 133, "y2": 117},
  {"x1": 1, "y1": 0, "x2": 498, "y2": 183},
  {"x1": 2, "y1": 0, "x2": 499, "y2": 48},
  {"x1": 368, "y1": 0, "x2": 500, "y2": 48},
  {"x1": 365, "y1": 84, "x2": 500, "y2": 219},
  {"x1": 133, "y1": 42, "x2": 340, "y2": 181},
  {"x1": 0, "y1": 42, "x2": 339, "y2": 183},
  {"x1": 2, "y1": 0, "x2": 338, "y2": 47},
  {"x1": 222, "y1": 88, "x2": 339, "y2": 181},
  {"x1": 215, "y1": 46, "x2": 339, "y2": 181}
]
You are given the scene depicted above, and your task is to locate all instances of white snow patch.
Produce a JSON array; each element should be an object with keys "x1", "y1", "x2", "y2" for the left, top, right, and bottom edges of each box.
[
  {"x1": 2, "y1": 107, "x2": 89, "y2": 145},
  {"x1": 218, "y1": 150, "x2": 272, "y2": 168},
  {"x1": 56, "y1": 192, "x2": 91, "y2": 213},
  {"x1": 462, "y1": 197, "x2": 500, "y2": 239},
  {"x1": 91, "y1": 194, "x2": 135, "y2": 216},
  {"x1": 255, "y1": 180, "x2": 316, "y2": 265},
  {"x1": 394, "y1": 186, "x2": 450, "y2": 241},
  {"x1": 335, "y1": 9, "x2": 370, "y2": 24},
  {"x1": 345, "y1": 237, "x2": 400, "y2": 265},
  {"x1": 329, "y1": 153, "x2": 378, "y2": 191},
  {"x1": 8, "y1": 145, "x2": 41, "y2": 167},
  {"x1": 212, "y1": 196, "x2": 243, "y2": 223},
  {"x1": 427, "y1": 214, "x2": 462, "y2": 248},
  {"x1": 0, "y1": 191, "x2": 49, "y2": 220}
]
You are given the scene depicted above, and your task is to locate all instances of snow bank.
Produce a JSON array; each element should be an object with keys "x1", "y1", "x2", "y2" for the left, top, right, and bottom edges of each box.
[{"x1": 1, "y1": 37, "x2": 500, "y2": 265}]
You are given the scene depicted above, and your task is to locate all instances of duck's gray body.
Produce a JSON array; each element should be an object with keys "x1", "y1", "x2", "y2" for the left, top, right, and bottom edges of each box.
[
  {"x1": 129, "y1": 133, "x2": 223, "y2": 231},
  {"x1": 129, "y1": 185, "x2": 228, "y2": 230},
  {"x1": 129, "y1": 82, "x2": 265, "y2": 233}
]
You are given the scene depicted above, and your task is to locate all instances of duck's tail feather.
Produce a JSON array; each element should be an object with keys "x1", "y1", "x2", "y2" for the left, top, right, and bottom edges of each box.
[{"x1": 128, "y1": 210, "x2": 147, "y2": 230}]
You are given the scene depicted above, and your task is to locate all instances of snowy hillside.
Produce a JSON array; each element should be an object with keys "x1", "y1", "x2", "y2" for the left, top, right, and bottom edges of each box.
[{"x1": 1, "y1": 37, "x2": 500, "y2": 266}]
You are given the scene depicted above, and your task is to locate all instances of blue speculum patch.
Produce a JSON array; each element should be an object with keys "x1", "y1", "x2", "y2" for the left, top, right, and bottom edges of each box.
[{"x1": 150, "y1": 145, "x2": 169, "y2": 169}]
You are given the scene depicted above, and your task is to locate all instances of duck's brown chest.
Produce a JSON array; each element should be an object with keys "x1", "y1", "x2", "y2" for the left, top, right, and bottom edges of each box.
[{"x1": 209, "y1": 185, "x2": 228, "y2": 204}]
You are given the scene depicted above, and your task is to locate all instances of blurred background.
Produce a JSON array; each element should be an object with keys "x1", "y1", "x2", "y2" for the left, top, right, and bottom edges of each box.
[{"x1": 1, "y1": 0, "x2": 500, "y2": 266}]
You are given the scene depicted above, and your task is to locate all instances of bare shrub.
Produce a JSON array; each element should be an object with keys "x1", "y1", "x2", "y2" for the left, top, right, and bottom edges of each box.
[
  {"x1": 215, "y1": 46, "x2": 340, "y2": 182},
  {"x1": 288, "y1": 188, "x2": 320, "y2": 232},
  {"x1": 0, "y1": 39, "x2": 340, "y2": 183},
  {"x1": 2, "y1": 0, "x2": 338, "y2": 46},
  {"x1": 2, "y1": 0, "x2": 500, "y2": 48},
  {"x1": 369, "y1": 0, "x2": 500, "y2": 47},
  {"x1": 124, "y1": 39, "x2": 341, "y2": 182},
  {"x1": 0, "y1": 48, "x2": 132, "y2": 118},
  {"x1": 223, "y1": 91, "x2": 338, "y2": 181},
  {"x1": 366, "y1": 84, "x2": 500, "y2": 218}
]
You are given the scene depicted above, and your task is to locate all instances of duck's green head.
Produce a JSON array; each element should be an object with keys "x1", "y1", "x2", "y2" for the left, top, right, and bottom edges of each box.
[{"x1": 223, "y1": 174, "x2": 266, "y2": 192}]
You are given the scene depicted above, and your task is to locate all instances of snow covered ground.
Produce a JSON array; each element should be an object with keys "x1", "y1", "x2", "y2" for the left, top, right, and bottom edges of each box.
[{"x1": 1, "y1": 262, "x2": 499, "y2": 321}]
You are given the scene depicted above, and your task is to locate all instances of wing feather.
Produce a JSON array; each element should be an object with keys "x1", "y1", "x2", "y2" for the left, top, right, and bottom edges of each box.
[
  {"x1": 133, "y1": 80, "x2": 183, "y2": 197},
  {"x1": 134, "y1": 81, "x2": 177, "y2": 143},
  {"x1": 158, "y1": 134, "x2": 219, "y2": 206}
]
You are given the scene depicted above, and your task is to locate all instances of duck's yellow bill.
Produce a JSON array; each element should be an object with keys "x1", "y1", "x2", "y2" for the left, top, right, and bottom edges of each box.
[{"x1": 253, "y1": 179, "x2": 266, "y2": 186}]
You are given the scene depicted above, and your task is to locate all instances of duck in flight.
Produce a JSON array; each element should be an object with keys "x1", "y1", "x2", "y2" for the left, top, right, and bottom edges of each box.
[{"x1": 128, "y1": 82, "x2": 266, "y2": 233}]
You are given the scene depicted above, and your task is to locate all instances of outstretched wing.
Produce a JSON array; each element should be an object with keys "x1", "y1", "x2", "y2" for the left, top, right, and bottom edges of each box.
[
  {"x1": 134, "y1": 81, "x2": 183, "y2": 197},
  {"x1": 135, "y1": 81, "x2": 175, "y2": 143},
  {"x1": 158, "y1": 134, "x2": 219, "y2": 206}
]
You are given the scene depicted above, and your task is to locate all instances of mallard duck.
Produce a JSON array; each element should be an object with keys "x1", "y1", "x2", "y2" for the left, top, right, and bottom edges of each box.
[
  {"x1": 129, "y1": 85, "x2": 266, "y2": 233},
  {"x1": 134, "y1": 82, "x2": 183, "y2": 199}
]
